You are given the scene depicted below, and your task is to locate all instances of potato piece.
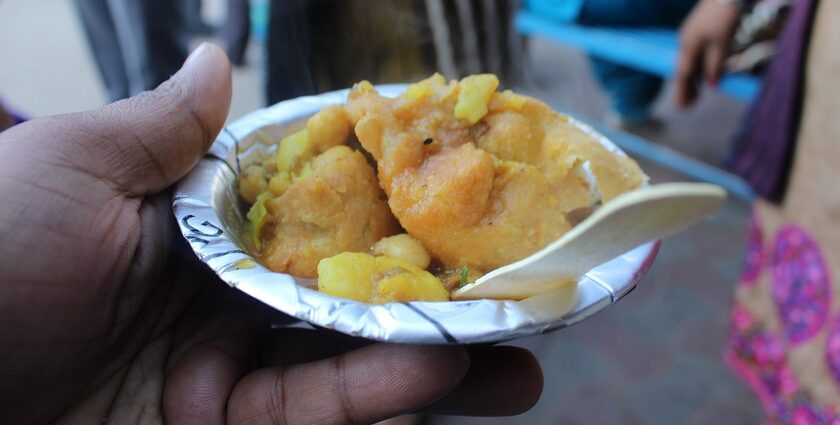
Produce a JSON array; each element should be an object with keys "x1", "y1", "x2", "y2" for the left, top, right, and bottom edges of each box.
[
  {"x1": 275, "y1": 129, "x2": 313, "y2": 173},
  {"x1": 354, "y1": 80, "x2": 374, "y2": 94},
  {"x1": 405, "y1": 80, "x2": 434, "y2": 100},
  {"x1": 373, "y1": 257, "x2": 449, "y2": 303},
  {"x1": 307, "y1": 105, "x2": 351, "y2": 153},
  {"x1": 268, "y1": 172, "x2": 292, "y2": 196},
  {"x1": 318, "y1": 252, "x2": 449, "y2": 303},
  {"x1": 317, "y1": 252, "x2": 375, "y2": 302},
  {"x1": 454, "y1": 74, "x2": 499, "y2": 124},
  {"x1": 371, "y1": 234, "x2": 431, "y2": 270},
  {"x1": 239, "y1": 165, "x2": 267, "y2": 204}
]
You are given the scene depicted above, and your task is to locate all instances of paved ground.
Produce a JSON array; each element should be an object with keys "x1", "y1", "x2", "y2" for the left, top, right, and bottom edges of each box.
[{"x1": 1, "y1": 2, "x2": 764, "y2": 423}]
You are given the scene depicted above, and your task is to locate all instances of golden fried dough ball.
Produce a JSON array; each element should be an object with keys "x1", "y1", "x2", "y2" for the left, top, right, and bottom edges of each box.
[
  {"x1": 345, "y1": 74, "x2": 646, "y2": 273},
  {"x1": 258, "y1": 145, "x2": 400, "y2": 278}
]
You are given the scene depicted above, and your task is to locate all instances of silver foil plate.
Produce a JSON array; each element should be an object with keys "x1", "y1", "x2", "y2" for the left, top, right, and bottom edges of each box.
[{"x1": 173, "y1": 85, "x2": 659, "y2": 344}]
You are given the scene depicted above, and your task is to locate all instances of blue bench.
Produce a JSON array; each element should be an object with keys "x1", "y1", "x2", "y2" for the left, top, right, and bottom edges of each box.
[
  {"x1": 515, "y1": 9, "x2": 762, "y2": 103},
  {"x1": 515, "y1": 8, "x2": 757, "y2": 200}
]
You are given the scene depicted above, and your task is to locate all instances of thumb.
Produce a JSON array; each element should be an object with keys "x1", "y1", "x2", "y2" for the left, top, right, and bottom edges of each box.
[{"x1": 64, "y1": 43, "x2": 231, "y2": 196}]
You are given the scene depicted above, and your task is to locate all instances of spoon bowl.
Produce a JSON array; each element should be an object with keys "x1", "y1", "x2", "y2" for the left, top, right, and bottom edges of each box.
[{"x1": 452, "y1": 182, "x2": 727, "y2": 300}]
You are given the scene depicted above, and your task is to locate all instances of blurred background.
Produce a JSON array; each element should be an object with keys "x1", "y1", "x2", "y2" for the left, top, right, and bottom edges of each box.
[{"x1": 0, "y1": 0, "x2": 770, "y2": 423}]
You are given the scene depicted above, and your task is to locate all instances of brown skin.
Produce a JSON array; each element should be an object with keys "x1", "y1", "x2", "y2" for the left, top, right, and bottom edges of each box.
[
  {"x1": 0, "y1": 102, "x2": 14, "y2": 132},
  {"x1": 0, "y1": 44, "x2": 543, "y2": 424},
  {"x1": 675, "y1": 0, "x2": 742, "y2": 108}
]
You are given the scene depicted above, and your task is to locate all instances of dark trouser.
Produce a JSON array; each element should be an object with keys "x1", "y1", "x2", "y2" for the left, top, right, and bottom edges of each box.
[
  {"x1": 224, "y1": 0, "x2": 251, "y2": 66},
  {"x1": 73, "y1": 0, "x2": 189, "y2": 101},
  {"x1": 266, "y1": 0, "x2": 317, "y2": 105},
  {"x1": 73, "y1": 0, "x2": 131, "y2": 101},
  {"x1": 534, "y1": 0, "x2": 698, "y2": 121},
  {"x1": 580, "y1": 0, "x2": 698, "y2": 121}
]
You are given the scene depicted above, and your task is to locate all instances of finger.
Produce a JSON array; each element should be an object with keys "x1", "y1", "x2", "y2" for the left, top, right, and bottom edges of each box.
[
  {"x1": 163, "y1": 311, "x2": 257, "y2": 425},
  {"x1": 703, "y1": 41, "x2": 727, "y2": 88},
  {"x1": 422, "y1": 346, "x2": 543, "y2": 416},
  {"x1": 162, "y1": 277, "x2": 267, "y2": 424},
  {"x1": 227, "y1": 344, "x2": 470, "y2": 425},
  {"x1": 66, "y1": 42, "x2": 231, "y2": 196},
  {"x1": 675, "y1": 36, "x2": 703, "y2": 108}
]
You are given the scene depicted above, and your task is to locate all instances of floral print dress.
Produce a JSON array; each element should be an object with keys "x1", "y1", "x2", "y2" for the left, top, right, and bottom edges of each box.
[{"x1": 726, "y1": 2, "x2": 840, "y2": 422}]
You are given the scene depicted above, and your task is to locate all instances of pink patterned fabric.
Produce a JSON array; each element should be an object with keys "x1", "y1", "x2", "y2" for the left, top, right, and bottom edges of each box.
[
  {"x1": 826, "y1": 316, "x2": 840, "y2": 390},
  {"x1": 726, "y1": 306, "x2": 792, "y2": 413},
  {"x1": 771, "y1": 225, "x2": 831, "y2": 345},
  {"x1": 728, "y1": 217, "x2": 838, "y2": 424}
]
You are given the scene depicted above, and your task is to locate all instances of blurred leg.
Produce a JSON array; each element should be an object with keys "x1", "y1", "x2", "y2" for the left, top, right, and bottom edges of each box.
[
  {"x1": 577, "y1": 0, "x2": 698, "y2": 122},
  {"x1": 179, "y1": 0, "x2": 213, "y2": 36},
  {"x1": 578, "y1": 0, "x2": 663, "y2": 25},
  {"x1": 72, "y1": 0, "x2": 130, "y2": 101},
  {"x1": 106, "y1": 0, "x2": 188, "y2": 95},
  {"x1": 265, "y1": 0, "x2": 317, "y2": 105},
  {"x1": 224, "y1": 0, "x2": 251, "y2": 66},
  {"x1": 143, "y1": 0, "x2": 190, "y2": 85},
  {"x1": 578, "y1": 0, "x2": 698, "y2": 25},
  {"x1": 106, "y1": 0, "x2": 149, "y2": 95},
  {"x1": 590, "y1": 58, "x2": 662, "y2": 123}
]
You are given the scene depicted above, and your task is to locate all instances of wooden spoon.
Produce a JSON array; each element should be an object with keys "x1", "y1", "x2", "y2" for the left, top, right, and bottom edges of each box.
[{"x1": 452, "y1": 182, "x2": 727, "y2": 300}]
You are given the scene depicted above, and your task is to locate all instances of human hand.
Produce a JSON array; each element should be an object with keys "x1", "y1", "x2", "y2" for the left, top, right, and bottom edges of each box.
[
  {"x1": 0, "y1": 43, "x2": 542, "y2": 424},
  {"x1": 675, "y1": 0, "x2": 742, "y2": 108},
  {"x1": 0, "y1": 102, "x2": 14, "y2": 132}
]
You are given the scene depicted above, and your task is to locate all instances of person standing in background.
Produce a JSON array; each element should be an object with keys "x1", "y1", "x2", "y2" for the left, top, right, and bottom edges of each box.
[
  {"x1": 529, "y1": 0, "x2": 698, "y2": 129},
  {"x1": 264, "y1": 0, "x2": 523, "y2": 105},
  {"x1": 72, "y1": 0, "x2": 191, "y2": 101},
  {"x1": 223, "y1": 0, "x2": 251, "y2": 66},
  {"x1": 531, "y1": 0, "x2": 793, "y2": 132},
  {"x1": 180, "y1": 0, "x2": 216, "y2": 36},
  {"x1": 723, "y1": 0, "x2": 840, "y2": 421}
]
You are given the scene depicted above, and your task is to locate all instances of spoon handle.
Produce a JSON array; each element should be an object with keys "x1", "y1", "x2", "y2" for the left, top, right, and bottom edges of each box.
[{"x1": 453, "y1": 183, "x2": 727, "y2": 300}]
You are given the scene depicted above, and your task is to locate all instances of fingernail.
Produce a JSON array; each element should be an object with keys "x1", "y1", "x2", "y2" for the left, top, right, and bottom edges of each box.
[{"x1": 183, "y1": 42, "x2": 212, "y2": 69}]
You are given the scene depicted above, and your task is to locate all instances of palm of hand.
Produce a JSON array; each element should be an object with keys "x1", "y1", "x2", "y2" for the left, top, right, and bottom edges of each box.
[{"x1": 0, "y1": 45, "x2": 541, "y2": 424}]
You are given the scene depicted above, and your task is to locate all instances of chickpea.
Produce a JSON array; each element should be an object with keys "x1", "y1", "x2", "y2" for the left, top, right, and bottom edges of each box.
[
  {"x1": 239, "y1": 165, "x2": 267, "y2": 204},
  {"x1": 371, "y1": 234, "x2": 431, "y2": 270},
  {"x1": 307, "y1": 105, "x2": 351, "y2": 153},
  {"x1": 262, "y1": 159, "x2": 277, "y2": 174}
]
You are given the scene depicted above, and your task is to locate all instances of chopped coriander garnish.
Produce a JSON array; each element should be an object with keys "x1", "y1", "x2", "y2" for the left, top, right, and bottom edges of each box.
[
  {"x1": 423, "y1": 138, "x2": 433, "y2": 145},
  {"x1": 458, "y1": 266, "x2": 469, "y2": 287}
]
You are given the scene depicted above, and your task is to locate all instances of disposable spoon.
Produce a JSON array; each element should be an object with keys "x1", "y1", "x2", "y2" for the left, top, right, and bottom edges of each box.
[{"x1": 452, "y1": 182, "x2": 727, "y2": 300}]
